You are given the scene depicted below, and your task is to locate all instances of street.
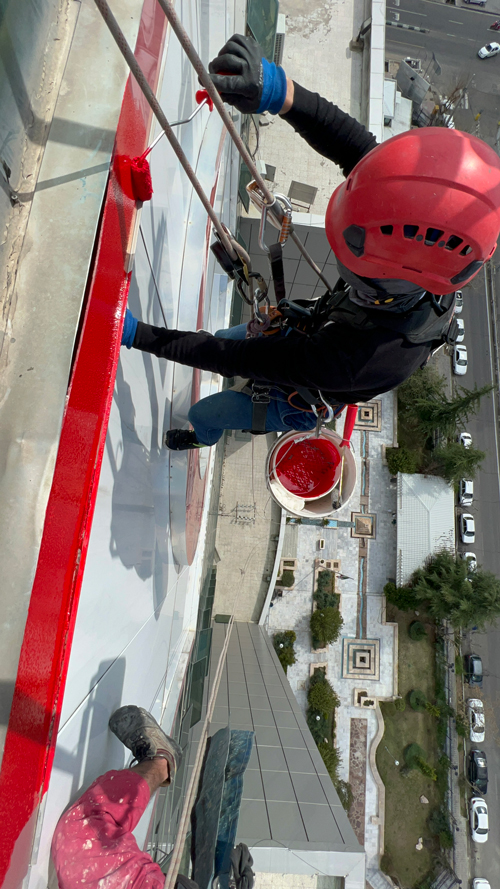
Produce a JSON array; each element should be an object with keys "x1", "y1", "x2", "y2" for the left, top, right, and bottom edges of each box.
[{"x1": 386, "y1": 0, "x2": 500, "y2": 880}]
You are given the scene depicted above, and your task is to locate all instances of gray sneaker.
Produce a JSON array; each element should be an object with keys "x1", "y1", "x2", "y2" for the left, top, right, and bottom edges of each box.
[{"x1": 109, "y1": 705, "x2": 183, "y2": 783}]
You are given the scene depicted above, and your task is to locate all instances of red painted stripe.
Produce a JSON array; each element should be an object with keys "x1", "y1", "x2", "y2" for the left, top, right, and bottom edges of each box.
[{"x1": 0, "y1": 4, "x2": 167, "y2": 886}]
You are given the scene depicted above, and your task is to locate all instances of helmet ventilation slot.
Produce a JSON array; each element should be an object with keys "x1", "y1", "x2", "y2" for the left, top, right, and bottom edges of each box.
[
  {"x1": 380, "y1": 225, "x2": 393, "y2": 235},
  {"x1": 459, "y1": 244, "x2": 472, "y2": 256},
  {"x1": 445, "y1": 235, "x2": 463, "y2": 251},
  {"x1": 403, "y1": 225, "x2": 419, "y2": 239},
  {"x1": 424, "y1": 228, "x2": 444, "y2": 246}
]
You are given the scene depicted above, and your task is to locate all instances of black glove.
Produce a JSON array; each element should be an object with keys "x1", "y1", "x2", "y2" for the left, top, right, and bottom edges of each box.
[{"x1": 209, "y1": 34, "x2": 287, "y2": 115}]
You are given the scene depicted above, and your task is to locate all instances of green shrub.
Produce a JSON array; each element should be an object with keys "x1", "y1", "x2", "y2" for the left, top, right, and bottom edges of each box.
[
  {"x1": 404, "y1": 743, "x2": 426, "y2": 769},
  {"x1": 309, "y1": 666, "x2": 326, "y2": 687},
  {"x1": 317, "y1": 741, "x2": 341, "y2": 774},
  {"x1": 314, "y1": 590, "x2": 340, "y2": 610},
  {"x1": 428, "y1": 806, "x2": 452, "y2": 837},
  {"x1": 273, "y1": 630, "x2": 296, "y2": 649},
  {"x1": 386, "y1": 446, "x2": 418, "y2": 475},
  {"x1": 425, "y1": 701, "x2": 440, "y2": 718},
  {"x1": 306, "y1": 709, "x2": 328, "y2": 743},
  {"x1": 455, "y1": 711, "x2": 468, "y2": 738},
  {"x1": 409, "y1": 620, "x2": 427, "y2": 641},
  {"x1": 439, "y1": 829, "x2": 454, "y2": 849},
  {"x1": 316, "y1": 570, "x2": 334, "y2": 592},
  {"x1": 409, "y1": 689, "x2": 427, "y2": 711},
  {"x1": 316, "y1": 743, "x2": 352, "y2": 811},
  {"x1": 278, "y1": 569, "x2": 295, "y2": 587},
  {"x1": 454, "y1": 654, "x2": 464, "y2": 676},
  {"x1": 382, "y1": 701, "x2": 396, "y2": 717},
  {"x1": 310, "y1": 607, "x2": 343, "y2": 648},
  {"x1": 436, "y1": 755, "x2": 451, "y2": 796},
  {"x1": 308, "y1": 678, "x2": 341, "y2": 715},
  {"x1": 415, "y1": 756, "x2": 437, "y2": 781},
  {"x1": 383, "y1": 581, "x2": 419, "y2": 612},
  {"x1": 273, "y1": 631, "x2": 297, "y2": 673},
  {"x1": 394, "y1": 696, "x2": 406, "y2": 712},
  {"x1": 335, "y1": 779, "x2": 353, "y2": 811}
]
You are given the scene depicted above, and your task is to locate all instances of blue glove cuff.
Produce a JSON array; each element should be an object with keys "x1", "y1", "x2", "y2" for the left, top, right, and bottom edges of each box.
[
  {"x1": 257, "y1": 59, "x2": 287, "y2": 115},
  {"x1": 122, "y1": 307, "x2": 138, "y2": 349}
]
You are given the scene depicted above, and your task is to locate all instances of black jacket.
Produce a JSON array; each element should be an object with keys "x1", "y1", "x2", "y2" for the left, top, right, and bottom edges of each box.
[{"x1": 132, "y1": 84, "x2": 431, "y2": 402}]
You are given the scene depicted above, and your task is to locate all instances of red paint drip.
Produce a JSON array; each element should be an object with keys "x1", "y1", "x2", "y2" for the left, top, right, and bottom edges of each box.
[{"x1": 275, "y1": 438, "x2": 341, "y2": 498}]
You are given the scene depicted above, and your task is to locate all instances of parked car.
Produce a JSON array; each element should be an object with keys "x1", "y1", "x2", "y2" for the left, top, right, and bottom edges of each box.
[
  {"x1": 456, "y1": 318, "x2": 465, "y2": 343},
  {"x1": 478, "y1": 42, "x2": 500, "y2": 58},
  {"x1": 455, "y1": 290, "x2": 463, "y2": 313},
  {"x1": 459, "y1": 479, "x2": 473, "y2": 506},
  {"x1": 458, "y1": 431, "x2": 472, "y2": 448},
  {"x1": 453, "y1": 344, "x2": 468, "y2": 375},
  {"x1": 470, "y1": 797, "x2": 489, "y2": 843},
  {"x1": 461, "y1": 551, "x2": 478, "y2": 573},
  {"x1": 473, "y1": 881, "x2": 491, "y2": 889},
  {"x1": 460, "y1": 513, "x2": 475, "y2": 544},
  {"x1": 464, "y1": 654, "x2": 483, "y2": 687},
  {"x1": 468, "y1": 699, "x2": 485, "y2": 743},
  {"x1": 468, "y1": 749, "x2": 488, "y2": 793}
]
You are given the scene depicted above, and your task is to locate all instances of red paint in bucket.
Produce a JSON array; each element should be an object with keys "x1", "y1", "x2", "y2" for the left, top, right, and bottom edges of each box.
[{"x1": 274, "y1": 437, "x2": 341, "y2": 499}]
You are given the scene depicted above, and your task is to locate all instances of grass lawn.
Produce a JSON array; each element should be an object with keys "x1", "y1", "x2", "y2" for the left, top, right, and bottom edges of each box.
[{"x1": 376, "y1": 607, "x2": 442, "y2": 888}]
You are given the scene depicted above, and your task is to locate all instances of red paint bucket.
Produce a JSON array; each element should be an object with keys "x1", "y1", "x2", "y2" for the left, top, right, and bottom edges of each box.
[{"x1": 272, "y1": 436, "x2": 341, "y2": 500}]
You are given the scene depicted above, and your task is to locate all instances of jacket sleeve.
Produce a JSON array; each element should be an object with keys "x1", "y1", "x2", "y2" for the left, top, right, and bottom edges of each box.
[
  {"x1": 133, "y1": 322, "x2": 356, "y2": 393},
  {"x1": 282, "y1": 82, "x2": 377, "y2": 176}
]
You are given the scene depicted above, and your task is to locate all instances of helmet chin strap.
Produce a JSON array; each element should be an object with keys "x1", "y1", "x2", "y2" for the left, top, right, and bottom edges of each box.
[
  {"x1": 348, "y1": 287, "x2": 426, "y2": 313},
  {"x1": 336, "y1": 259, "x2": 427, "y2": 312}
]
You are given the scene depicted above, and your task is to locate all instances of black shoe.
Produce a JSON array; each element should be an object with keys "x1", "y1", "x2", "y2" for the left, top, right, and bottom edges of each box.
[
  {"x1": 109, "y1": 705, "x2": 183, "y2": 784},
  {"x1": 164, "y1": 429, "x2": 206, "y2": 450}
]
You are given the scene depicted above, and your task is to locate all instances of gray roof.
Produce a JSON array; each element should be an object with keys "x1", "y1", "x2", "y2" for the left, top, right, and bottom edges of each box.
[{"x1": 396, "y1": 473, "x2": 455, "y2": 585}]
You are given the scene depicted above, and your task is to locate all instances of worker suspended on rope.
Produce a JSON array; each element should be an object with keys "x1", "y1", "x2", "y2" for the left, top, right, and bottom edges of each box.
[{"x1": 122, "y1": 34, "x2": 500, "y2": 450}]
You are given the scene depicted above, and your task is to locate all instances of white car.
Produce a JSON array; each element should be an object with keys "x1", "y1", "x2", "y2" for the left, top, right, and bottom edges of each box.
[
  {"x1": 460, "y1": 513, "x2": 475, "y2": 544},
  {"x1": 473, "y1": 881, "x2": 491, "y2": 889},
  {"x1": 453, "y1": 344, "x2": 468, "y2": 375},
  {"x1": 461, "y1": 551, "x2": 477, "y2": 572},
  {"x1": 455, "y1": 290, "x2": 463, "y2": 313},
  {"x1": 456, "y1": 318, "x2": 465, "y2": 343},
  {"x1": 468, "y1": 699, "x2": 485, "y2": 744},
  {"x1": 459, "y1": 478, "x2": 473, "y2": 506},
  {"x1": 458, "y1": 431, "x2": 472, "y2": 448},
  {"x1": 470, "y1": 797, "x2": 489, "y2": 843},
  {"x1": 478, "y1": 42, "x2": 500, "y2": 59}
]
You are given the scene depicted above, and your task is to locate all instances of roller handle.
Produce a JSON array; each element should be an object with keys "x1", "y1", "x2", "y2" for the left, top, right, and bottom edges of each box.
[{"x1": 340, "y1": 404, "x2": 358, "y2": 449}]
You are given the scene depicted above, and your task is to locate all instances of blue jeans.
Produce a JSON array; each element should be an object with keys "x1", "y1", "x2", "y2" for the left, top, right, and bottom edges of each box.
[{"x1": 188, "y1": 324, "x2": 317, "y2": 445}]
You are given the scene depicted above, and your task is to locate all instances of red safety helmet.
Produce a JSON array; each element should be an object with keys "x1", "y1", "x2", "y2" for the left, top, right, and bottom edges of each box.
[{"x1": 326, "y1": 127, "x2": 500, "y2": 295}]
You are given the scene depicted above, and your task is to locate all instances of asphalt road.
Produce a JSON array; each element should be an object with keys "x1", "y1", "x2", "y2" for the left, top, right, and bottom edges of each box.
[
  {"x1": 387, "y1": 0, "x2": 500, "y2": 144},
  {"x1": 386, "y1": 2, "x2": 500, "y2": 881}
]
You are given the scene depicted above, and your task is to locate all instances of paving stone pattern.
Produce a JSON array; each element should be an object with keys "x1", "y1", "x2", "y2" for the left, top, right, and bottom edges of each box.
[{"x1": 267, "y1": 391, "x2": 399, "y2": 871}]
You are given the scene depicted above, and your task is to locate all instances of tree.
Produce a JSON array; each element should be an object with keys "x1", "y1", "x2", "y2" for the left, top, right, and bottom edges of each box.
[
  {"x1": 432, "y1": 440, "x2": 486, "y2": 485},
  {"x1": 412, "y1": 383, "x2": 494, "y2": 439},
  {"x1": 410, "y1": 550, "x2": 500, "y2": 630},
  {"x1": 386, "y1": 447, "x2": 418, "y2": 475},
  {"x1": 310, "y1": 607, "x2": 343, "y2": 648},
  {"x1": 308, "y1": 678, "x2": 341, "y2": 715},
  {"x1": 383, "y1": 581, "x2": 419, "y2": 612}
]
